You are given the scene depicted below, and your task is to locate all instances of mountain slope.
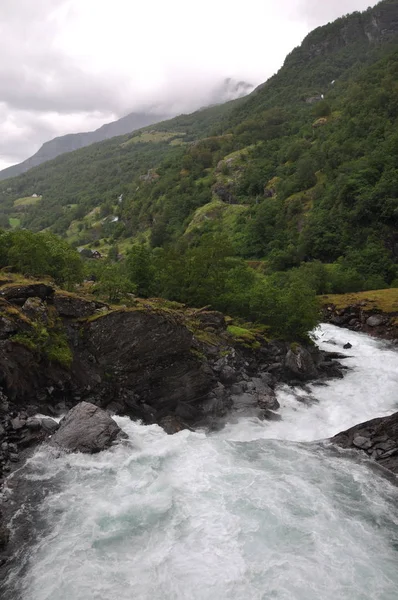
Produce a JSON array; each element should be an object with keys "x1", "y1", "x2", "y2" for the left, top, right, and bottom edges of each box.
[
  {"x1": 0, "y1": 111, "x2": 170, "y2": 182},
  {"x1": 0, "y1": 0, "x2": 397, "y2": 288},
  {"x1": 0, "y1": 78, "x2": 254, "y2": 182}
]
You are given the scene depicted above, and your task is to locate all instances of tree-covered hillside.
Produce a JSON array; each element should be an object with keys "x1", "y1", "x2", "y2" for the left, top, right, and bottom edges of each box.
[{"x1": 1, "y1": 0, "x2": 398, "y2": 294}]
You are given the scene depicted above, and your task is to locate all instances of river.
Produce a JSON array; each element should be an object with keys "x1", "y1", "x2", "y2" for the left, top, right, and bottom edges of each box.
[{"x1": 3, "y1": 324, "x2": 398, "y2": 599}]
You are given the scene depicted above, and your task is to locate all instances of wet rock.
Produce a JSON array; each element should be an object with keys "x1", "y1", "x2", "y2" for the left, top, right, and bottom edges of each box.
[
  {"x1": 352, "y1": 435, "x2": 373, "y2": 450},
  {"x1": 284, "y1": 346, "x2": 318, "y2": 381},
  {"x1": 262, "y1": 410, "x2": 282, "y2": 422},
  {"x1": 41, "y1": 418, "x2": 59, "y2": 434},
  {"x1": 366, "y1": 315, "x2": 385, "y2": 327},
  {"x1": 332, "y1": 411, "x2": 398, "y2": 473},
  {"x1": 50, "y1": 402, "x2": 124, "y2": 453},
  {"x1": 343, "y1": 343, "x2": 352, "y2": 349},
  {"x1": 160, "y1": 415, "x2": 193, "y2": 435}
]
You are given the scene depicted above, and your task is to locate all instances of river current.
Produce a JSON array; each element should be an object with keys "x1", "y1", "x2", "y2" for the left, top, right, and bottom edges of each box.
[{"x1": 4, "y1": 324, "x2": 398, "y2": 599}]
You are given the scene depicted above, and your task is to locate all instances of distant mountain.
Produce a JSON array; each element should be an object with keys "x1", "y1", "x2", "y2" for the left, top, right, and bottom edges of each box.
[
  {"x1": 0, "y1": 78, "x2": 253, "y2": 182},
  {"x1": 0, "y1": 111, "x2": 170, "y2": 182}
]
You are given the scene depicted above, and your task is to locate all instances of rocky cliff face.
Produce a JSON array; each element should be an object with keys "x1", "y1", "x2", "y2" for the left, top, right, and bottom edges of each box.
[
  {"x1": 288, "y1": 0, "x2": 398, "y2": 65},
  {"x1": 0, "y1": 278, "x2": 344, "y2": 481}
]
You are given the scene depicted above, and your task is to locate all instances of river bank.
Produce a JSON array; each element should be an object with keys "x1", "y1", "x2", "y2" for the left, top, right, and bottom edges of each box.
[
  {"x1": 1, "y1": 323, "x2": 398, "y2": 600},
  {"x1": 321, "y1": 288, "x2": 398, "y2": 342}
]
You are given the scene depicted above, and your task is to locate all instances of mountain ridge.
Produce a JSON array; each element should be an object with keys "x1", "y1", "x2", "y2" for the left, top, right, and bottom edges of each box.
[
  {"x1": 0, "y1": 0, "x2": 397, "y2": 294},
  {"x1": 0, "y1": 78, "x2": 254, "y2": 182}
]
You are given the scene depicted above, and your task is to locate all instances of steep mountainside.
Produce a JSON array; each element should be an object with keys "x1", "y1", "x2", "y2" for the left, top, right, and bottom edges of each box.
[
  {"x1": 0, "y1": 78, "x2": 253, "y2": 182},
  {"x1": 0, "y1": 0, "x2": 397, "y2": 289},
  {"x1": 0, "y1": 111, "x2": 170, "y2": 181}
]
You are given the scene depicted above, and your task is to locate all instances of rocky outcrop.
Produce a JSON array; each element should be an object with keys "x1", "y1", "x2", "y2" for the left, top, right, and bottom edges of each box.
[
  {"x1": 323, "y1": 302, "x2": 398, "y2": 341},
  {"x1": 331, "y1": 412, "x2": 398, "y2": 474},
  {"x1": 0, "y1": 281, "x2": 345, "y2": 477},
  {"x1": 50, "y1": 402, "x2": 125, "y2": 453}
]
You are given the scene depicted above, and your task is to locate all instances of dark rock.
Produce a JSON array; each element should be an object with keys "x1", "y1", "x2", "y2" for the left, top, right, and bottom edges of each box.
[
  {"x1": 40, "y1": 418, "x2": 59, "y2": 434},
  {"x1": 262, "y1": 410, "x2": 282, "y2": 421},
  {"x1": 160, "y1": 415, "x2": 193, "y2": 435},
  {"x1": 0, "y1": 317, "x2": 18, "y2": 339},
  {"x1": 49, "y1": 402, "x2": 124, "y2": 453},
  {"x1": 22, "y1": 297, "x2": 48, "y2": 323},
  {"x1": 219, "y1": 366, "x2": 237, "y2": 385},
  {"x1": 0, "y1": 524, "x2": 9, "y2": 550},
  {"x1": 343, "y1": 343, "x2": 352, "y2": 349},
  {"x1": 366, "y1": 314, "x2": 386, "y2": 327},
  {"x1": 194, "y1": 311, "x2": 226, "y2": 331},
  {"x1": 284, "y1": 346, "x2": 318, "y2": 381},
  {"x1": 53, "y1": 294, "x2": 107, "y2": 318},
  {"x1": 332, "y1": 411, "x2": 398, "y2": 473},
  {"x1": 0, "y1": 284, "x2": 54, "y2": 304},
  {"x1": 11, "y1": 416, "x2": 25, "y2": 431}
]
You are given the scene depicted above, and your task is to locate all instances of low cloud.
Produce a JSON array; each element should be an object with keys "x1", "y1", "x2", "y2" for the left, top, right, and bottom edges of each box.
[
  {"x1": 296, "y1": 0, "x2": 374, "y2": 25},
  {"x1": 0, "y1": 0, "x2": 378, "y2": 169}
]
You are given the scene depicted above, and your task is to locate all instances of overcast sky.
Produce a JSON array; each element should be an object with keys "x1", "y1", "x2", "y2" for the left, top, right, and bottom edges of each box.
[{"x1": 0, "y1": 0, "x2": 376, "y2": 170}]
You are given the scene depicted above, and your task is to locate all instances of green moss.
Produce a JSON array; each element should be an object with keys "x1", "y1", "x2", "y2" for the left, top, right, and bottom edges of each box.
[
  {"x1": 226, "y1": 324, "x2": 261, "y2": 349},
  {"x1": 11, "y1": 321, "x2": 73, "y2": 368}
]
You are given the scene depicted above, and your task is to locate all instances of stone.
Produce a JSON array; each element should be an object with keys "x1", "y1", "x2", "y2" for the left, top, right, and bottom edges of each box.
[
  {"x1": 352, "y1": 435, "x2": 373, "y2": 450},
  {"x1": 0, "y1": 317, "x2": 18, "y2": 339},
  {"x1": 343, "y1": 343, "x2": 352, "y2": 349},
  {"x1": 219, "y1": 366, "x2": 237, "y2": 385},
  {"x1": 366, "y1": 315, "x2": 385, "y2": 327},
  {"x1": 284, "y1": 346, "x2": 318, "y2": 381},
  {"x1": 160, "y1": 415, "x2": 193, "y2": 435},
  {"x1": 49, "y1": 402, "x2": 124, "y2": 453},
  {"x1": 22, "y1": 297, "x2": 48, "y2": 323},
  {"x1": 262, "y1": 410, "x2": 282, "y2": 421},
  {"x1": 11, "y1": 417, "x2": 25, "y2": 431},
  {"x1": 332, "y1": 411, "x2": 398, "y2": 474},
  {"x1": 40, "y1": 418, "x2": 59, "y2": 434}
]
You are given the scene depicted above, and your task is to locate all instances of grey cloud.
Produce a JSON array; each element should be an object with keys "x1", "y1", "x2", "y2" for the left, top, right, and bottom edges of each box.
[{"x1": 296, "y1": 0, "x2": 376, "y2": 25}]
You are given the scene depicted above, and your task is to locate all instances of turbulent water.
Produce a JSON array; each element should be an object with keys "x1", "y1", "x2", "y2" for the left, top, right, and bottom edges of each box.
[{"x1": 4, "y1": 325, "x2": 398, "y2": 600}]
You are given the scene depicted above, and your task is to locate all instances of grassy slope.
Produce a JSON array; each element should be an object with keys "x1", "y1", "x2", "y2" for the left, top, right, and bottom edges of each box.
[{"x1": 321, "y1": 288, "x2": 398, "y2": 313}]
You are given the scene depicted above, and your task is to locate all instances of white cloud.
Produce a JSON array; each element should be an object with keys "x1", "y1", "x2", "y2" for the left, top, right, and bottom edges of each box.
[{"x1": 0, "y1": 0, "x2": 377, "y2": 167}]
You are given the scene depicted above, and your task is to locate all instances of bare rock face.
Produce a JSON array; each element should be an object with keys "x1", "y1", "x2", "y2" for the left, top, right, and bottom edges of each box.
[
  {"x1": 50, "y1": 402, "x2": 124, "y2": 453},
  {"x1": 331, "y1": 411, "x2": 398, "y2": 474}
]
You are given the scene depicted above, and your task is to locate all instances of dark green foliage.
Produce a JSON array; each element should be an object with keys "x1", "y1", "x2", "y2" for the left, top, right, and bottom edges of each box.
[{"x1": 0, "y1": 230, "x2": 83, "y2": 285}]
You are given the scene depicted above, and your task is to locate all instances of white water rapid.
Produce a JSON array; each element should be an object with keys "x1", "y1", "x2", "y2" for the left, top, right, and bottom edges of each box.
[{"x1": 5, "y1": 324, "x2": 398, "y2": 600}]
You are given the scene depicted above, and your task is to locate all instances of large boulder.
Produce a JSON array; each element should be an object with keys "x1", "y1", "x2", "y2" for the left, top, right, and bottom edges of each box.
[
  {"x1": 331, "y1": 411, "x2": 398, "y2": 474},
  {"x1": 50, "y1": 402, "x2": 124, "y2": 453},
  {"x1": 284, "y1": 345, "x2": 318, "y2": 381}
]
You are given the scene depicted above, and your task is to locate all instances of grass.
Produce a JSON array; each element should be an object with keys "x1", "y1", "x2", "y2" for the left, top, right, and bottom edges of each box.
[
  {"x1": 321, "y1": 288, "x2": 398, "y2": 313},
  {"x1": 9, "y1": 217, "x2": 20, "y2": 228},
  {"x1": 184, "y1": 199, "x2": 249, "y2": 236},
  {"x1": 13, "y1": 196, "x2": 41, "y2": 207}
]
